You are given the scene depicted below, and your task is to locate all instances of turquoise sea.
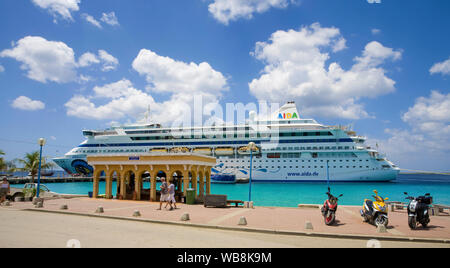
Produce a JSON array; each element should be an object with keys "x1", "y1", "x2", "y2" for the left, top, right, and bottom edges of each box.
[{"x1": 12, "y1": 174, "x2": 450, "y2": 207}]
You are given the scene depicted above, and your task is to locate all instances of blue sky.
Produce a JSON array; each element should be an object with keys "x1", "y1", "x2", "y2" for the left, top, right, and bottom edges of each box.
[{"x1": 0, "y1": 0, "x2": 449, "y2": 172}]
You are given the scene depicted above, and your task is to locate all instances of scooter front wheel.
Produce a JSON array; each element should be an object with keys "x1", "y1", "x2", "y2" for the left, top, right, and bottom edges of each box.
[
  {"x1": 375, "y1": 215, "x2": 388, "y2": 227},
  {"x1": 324, "y1": 212, "x2": 335, "y2": 225},
  {"x1": 408, "y1": 216, "x2": 416, "y2": 229}
]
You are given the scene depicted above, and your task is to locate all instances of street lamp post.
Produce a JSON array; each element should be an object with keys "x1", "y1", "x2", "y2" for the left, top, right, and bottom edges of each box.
[
  {"x1": 36, "y1": 138, "x2": 46, "y2": 198},
  {"x1": 248, "y1": 142, "x2": 256, "y2": 202}
]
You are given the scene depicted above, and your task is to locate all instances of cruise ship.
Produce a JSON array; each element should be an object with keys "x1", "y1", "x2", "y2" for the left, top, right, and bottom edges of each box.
[{"x1": 53, "y1": 102, "x2": 400, "y2": 182}]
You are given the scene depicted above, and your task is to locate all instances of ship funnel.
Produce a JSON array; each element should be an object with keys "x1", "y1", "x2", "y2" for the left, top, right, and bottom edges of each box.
[{"x1": 272, "y1": 101, "x2": 301, "y2": 120}]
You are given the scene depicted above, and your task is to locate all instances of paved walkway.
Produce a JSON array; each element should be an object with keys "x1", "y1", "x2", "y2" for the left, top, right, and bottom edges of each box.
[
  {"x1": 1, "y1": 209, "x2": 448, "y2": 248},
  {"x1": 2, "y1": 198, "x2": 450, "y2": 244}
]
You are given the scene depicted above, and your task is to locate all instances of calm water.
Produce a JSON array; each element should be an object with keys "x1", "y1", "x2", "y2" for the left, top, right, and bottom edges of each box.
[{"x1": 12, "y1": 174, "x2": 450, "y2": 207}]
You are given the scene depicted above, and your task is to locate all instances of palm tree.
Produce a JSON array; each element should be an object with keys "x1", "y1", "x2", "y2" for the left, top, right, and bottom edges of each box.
[
  {"x1": 0, "y1": 150, "x2": 6, "y2": 172},
  {"x1": 17, "y1": 151, "x2": 54, "y2": 183}
]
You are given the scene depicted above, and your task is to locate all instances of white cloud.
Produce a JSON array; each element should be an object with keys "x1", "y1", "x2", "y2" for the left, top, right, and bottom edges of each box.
[
  {"x1": 249, "y1": 23, "x2": 401, "y2": 119},
  {"x1": 77, "y1": 50, "x2": 118, "y2": 71},
  {"x1": 402, "y1": 91, "x2": 450, "y2": 137},
  {"x1": 367, "y1": 0, "x2": 381, "y2": 3},
  {"x1": 78, "y1": 52, "x2": 100, "y2": 67},
  {"x1": 81, "y1": 13, "x2": 102, "y2": 29},
  {"x1": 101, "y1": 12, "x2": 120, "y2": 26},
  {"x1": 208, "y1": 0, "x2": 295, "y2": 25},
  {"x1": 0, "y1": 64, "x2": 4, "y2": 72},
  {"x1": 369, "y1": 91, "x2": 450, "y2": 171},
  {"x1": 132, "y1": 49, "x2": 228, "y2": 95},
  {"x1": 98, "y1": 50, "x2": 119, "y2": 71},
  {"x1": 65, "y1": 79, "x2": 155, "y2": 120},
  {"x1": 66, "y1": 51, "x2": 229, "y2": 124},
  {"x1": 430, "y1": 57, "x2": 450, "y2": 76},
  {"x1": 31, "y1": 0, "x2": 80, "y2": 22},
  {"x1": 371, "y1": 28, "x2": 381, "y2": 35},
  {"x1": 12, "y1": 96, "x2": 45, "y2": 111},
  {"x1": 0, "y1": 36, "x2": 119, "y2": 83},
  {"x1": 0, "y1": 36, "x2": 78, "y2": 83}
]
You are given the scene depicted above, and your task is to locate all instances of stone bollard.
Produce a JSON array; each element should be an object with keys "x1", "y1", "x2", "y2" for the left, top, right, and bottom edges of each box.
[
  {"x1": 249, "y1": 201, "x2": 254, "y2": 209},
  {"x1": 304, "y1": 221, "x2": 313, "y2": 230},
  {"x1": 32, "y1": 197, "x2": 44, "y2": 205},
  {"x1": 238, "y1": 216, "x2": 247, "y2": 226},
  {"x1": 376, "y1": 224, "x2": 387, "y2": 233},
  {"x1": 60, "y1": 204, "x2": 68, "y2": 210},
  {"x1": 243, "y1": 201, "x2": 249, "y2": 208},
  {"x1": 35, "y1": 201, "x2": 43, "y2": 208},
  {"x1": 95, "y1": 206, "x2": 104, "y2": 213},
  {"x1": 133, "y1": 210, "x2": 141, "y2": 217},
  {"x1": 180, "y1": 213, "x2": 190, "y2": 221}
]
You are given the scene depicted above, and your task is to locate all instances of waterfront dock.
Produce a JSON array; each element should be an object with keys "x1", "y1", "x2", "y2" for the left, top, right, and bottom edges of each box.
[
  {"x1": 6, "y1": 177, "x2": 94, "y2": 185},
  {"x1": 2, "y1": 197, "x2": 449, "y2": 245}
]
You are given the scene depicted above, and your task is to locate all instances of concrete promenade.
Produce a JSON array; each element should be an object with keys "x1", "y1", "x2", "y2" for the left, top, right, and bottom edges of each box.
[{"x1": 1, "y1": 197, "x2": 449, "y2": 247}]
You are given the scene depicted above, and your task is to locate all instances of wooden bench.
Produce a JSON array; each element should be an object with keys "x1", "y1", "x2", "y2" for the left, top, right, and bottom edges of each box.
[
  {"x1": 432, "y1": 204, "x2": 450, "y2": 216},
  {"x1": 204, "y1": 194, "x2": 227, "y2": 208},
  {"x1": 227, "y1": 200, "x2": 244, "y2": 207},
  {"x1": 386, "y1": 201, "x2": 406, "y2": 211}
]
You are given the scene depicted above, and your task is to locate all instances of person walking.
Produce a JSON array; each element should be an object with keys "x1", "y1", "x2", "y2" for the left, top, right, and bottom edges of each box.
[
  {"x1": 166, "y1": 179, "x2": 177, "y2": 210},
  {"x1": 0, "y1": 178, "x2": 10, "y2": 204},
  {"x1": 157, "y1": 177, "x2": 168, "y2": 210}
]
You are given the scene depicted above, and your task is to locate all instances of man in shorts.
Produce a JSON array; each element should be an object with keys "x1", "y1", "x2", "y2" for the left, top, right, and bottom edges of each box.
[
  {"x1": 0, "y1": 178, "x2": 10, "y2": 204},
  {"x1": 157, "y1": 178, "x2": 168, "y2": 210}
]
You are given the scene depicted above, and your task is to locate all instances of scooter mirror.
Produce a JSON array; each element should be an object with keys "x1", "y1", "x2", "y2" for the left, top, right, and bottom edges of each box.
[
  {"x1": 373, "y1": 190, "x2": 378, "y2": 195},
  {"x1": 404, "y1": 192, "x2": 408, "y2": 195},
  {"x1": 339, "y1": 194, "x2": 343, "y2": 197},
  {"x1": 425, "y1": 193, "x2": 430, "y2": 196}
]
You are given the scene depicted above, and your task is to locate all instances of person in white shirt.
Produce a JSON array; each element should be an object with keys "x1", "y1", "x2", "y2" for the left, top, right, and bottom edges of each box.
[
  {"x1": 166, "y1": 179, "x2": 177, "y2": 210},
  {"x1": 0, "y1": 178, "x2": 10, "y2": 204}
]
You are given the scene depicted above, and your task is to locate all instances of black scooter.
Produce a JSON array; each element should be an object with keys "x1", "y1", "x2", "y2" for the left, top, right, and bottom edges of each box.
[{"x1": 404, "y1": 192, "x2": 432, "y2": 229}]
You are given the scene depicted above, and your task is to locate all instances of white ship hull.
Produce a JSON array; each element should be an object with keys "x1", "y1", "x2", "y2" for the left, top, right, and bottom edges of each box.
[{"x1": 53, "y1": 102, "x2": 400, "y2": 182}]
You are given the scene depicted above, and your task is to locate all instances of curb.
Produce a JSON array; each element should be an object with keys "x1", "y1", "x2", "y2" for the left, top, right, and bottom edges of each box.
[{"x1": 22, "y1": 208, "x2": 449, "y2": 245}]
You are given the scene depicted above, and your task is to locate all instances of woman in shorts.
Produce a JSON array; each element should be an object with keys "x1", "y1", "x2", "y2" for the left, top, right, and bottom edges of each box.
[{"x1": 0, "y1": 178, "x2": 10, "y2": 204}]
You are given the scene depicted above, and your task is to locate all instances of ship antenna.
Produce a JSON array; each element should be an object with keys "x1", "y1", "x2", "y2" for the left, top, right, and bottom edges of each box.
[{"x1": 145, "y1": 105, "x2": 151, "y2": 124}]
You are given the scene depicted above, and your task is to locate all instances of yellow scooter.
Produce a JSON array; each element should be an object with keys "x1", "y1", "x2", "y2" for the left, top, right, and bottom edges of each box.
[{"x1": 360, "y1": 190, "x2": 389, "y2": 227}]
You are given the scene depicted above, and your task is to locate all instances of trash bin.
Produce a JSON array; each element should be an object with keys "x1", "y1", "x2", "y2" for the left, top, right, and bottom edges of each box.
[
  {"x1": 186, "y1": 188, "x2": 195, "y2": 205},
  {"x1": 88, "y1": 191, "x2": 93, "y2": 198}
]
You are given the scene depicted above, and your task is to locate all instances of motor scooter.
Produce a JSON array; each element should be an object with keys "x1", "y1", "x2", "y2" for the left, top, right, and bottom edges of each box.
[{"x1": 360, "y1": 190, "x2": 389, "y2": 227}]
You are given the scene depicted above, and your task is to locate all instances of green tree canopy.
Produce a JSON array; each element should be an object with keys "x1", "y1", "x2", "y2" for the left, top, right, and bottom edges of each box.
[{"x1": 17, "y1": 151, "x2": 54, "y2": 183}]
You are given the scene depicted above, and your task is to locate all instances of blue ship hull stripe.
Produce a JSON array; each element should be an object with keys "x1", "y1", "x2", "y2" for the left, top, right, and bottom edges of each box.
[{"x1": 78, "y1": 138, "x2": 354, "y2": 148}]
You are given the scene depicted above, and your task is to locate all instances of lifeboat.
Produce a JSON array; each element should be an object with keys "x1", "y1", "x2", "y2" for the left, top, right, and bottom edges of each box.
[
  {"x1": 215, "y1": 147, "x2": 234, "y2": 156},
  {"x1": 151, "y1": 148, "x2": 168, "y2": 153},
  {"x1": 238, "y1": 146, "x2": 260, "y2": 155},
  {"x1": 193, "y1": 148, "x2": 212, "y2": 155},
  {"x1": 170, "y1": 147, "x2": 190, "y2": 153}
]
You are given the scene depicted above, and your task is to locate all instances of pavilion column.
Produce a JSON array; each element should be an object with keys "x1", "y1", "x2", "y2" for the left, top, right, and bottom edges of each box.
[
  {"x1": 199, "y1": 172, "x2": 205, "y2": 198},
  {"x1": 105, "y1": 173, "x2": 113, "y2": 199},
  {"x1": 192, "y1": 172, "x2": 198, "y2": 198},
  {"x1": 150, "y1": 173, "x2": 157, "y2": 202},
  {"x1": 120, "y1": 171, "x2": 126, "y2": 200},
  {"x1": 206, "y1": 170, "x2": 211, "y2": 195},
  {"x1": 182, "y1": 171, "x2": 190, "y2": 197},
  {"x1": 135, "y1": 174, "x2": 142, "y2": 201},
  {"x1": 93, "y1": 170, "x2": 100, "y2": 199}
]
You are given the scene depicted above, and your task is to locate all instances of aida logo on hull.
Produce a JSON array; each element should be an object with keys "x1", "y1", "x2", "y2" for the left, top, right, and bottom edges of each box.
[{"x1": 278, "y1": 113, "x2": 299, "y2": 119}]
